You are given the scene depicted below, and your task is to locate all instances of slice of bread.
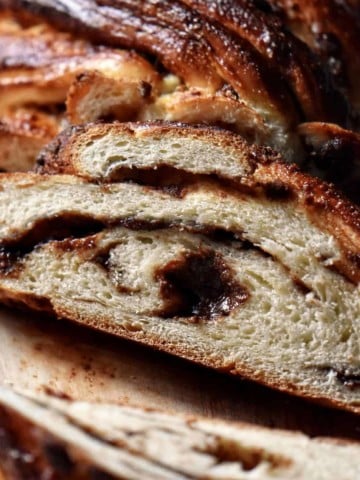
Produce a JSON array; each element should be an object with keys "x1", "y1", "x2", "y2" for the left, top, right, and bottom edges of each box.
[
  {"x1": 0, "y1": 123, "x2": 359, "y2": 412},
  {"x1": 0, "y1": 387, "x2": 360, "y2": 480}
]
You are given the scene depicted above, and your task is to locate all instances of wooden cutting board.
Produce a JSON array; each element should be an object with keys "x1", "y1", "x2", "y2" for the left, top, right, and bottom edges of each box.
[{"x1": 0, "y1": 306, "x2": 359, "y2": 441}]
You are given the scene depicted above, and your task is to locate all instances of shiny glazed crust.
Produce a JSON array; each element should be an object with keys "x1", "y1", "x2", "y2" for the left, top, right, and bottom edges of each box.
[{"x1": 1, "y1": 0, "x2": 351, "y2": 129}]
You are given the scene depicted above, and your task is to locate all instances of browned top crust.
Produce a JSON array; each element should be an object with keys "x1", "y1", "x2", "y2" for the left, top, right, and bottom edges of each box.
[
  {"x1": 0, "y1": 108, "x2": 60, "y2": 139},
  {"x1": 0, "y1": 17, "x2": 161, "y2": 115},
  {"x1": 2, "y1": 0, "x2": 351, "y2": 129},
  {"x1": 0, "y1": 26, "x2": 96, "y2": 70},
  {"x1": 181, "y1": 0, "x2": 348, "y2": 124}
]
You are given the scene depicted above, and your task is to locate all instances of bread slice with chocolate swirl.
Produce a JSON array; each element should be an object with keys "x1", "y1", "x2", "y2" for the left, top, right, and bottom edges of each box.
[
  {"x1": 1, "y1": 123, "x2": 360, "y2": 412},
  {"x1": 1, "y1": 387, "x2": 360, "y2": 480}
]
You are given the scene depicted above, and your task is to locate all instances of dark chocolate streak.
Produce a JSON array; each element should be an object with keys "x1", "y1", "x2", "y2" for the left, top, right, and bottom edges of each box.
[
  {"x1": 0, "y1": 404, "x2": 117, "y2": 480},
  {"x1": 0, "y1": 214, "x2": 315, "y2": 305},
  {"x1": 36, "y1": 159, "x2": 278, "y2": 201},
  {"x1": 155, "y1": 249, "x2": 249, "y2": 320},
  {"x1": 0, "y1": 405, "x2": 50, "y2": 480},
  {"x1": 102, "y1": 166, "x2": 263, "y2": 201},
  {"x1": 97, "y1": 165, "x2": 216, "y2": 198},
  {"x1": 44, "y1": 443, "x2": 75, "y2": 475},
  {"x1": 262, "y1": 181, "x2": 295, "y2": 201},
  {"x1": 318, "y1": 366, "x2": 360, "y2": 390},
  {"x1": 0, "y1": 214, "x2": 105, "y2": 274},
  {"x1": 89, "y1": 469, "x2": 117, "y2": 480},
  {"x1": 39, "y1": 161, "x2": 294, "y2": 205},
  {"x1": 335, "y1": 370, "x2": 360, "y2": 390},
  {"x1": 91, "y1": 227, "x2": 250, "y2": 320}
]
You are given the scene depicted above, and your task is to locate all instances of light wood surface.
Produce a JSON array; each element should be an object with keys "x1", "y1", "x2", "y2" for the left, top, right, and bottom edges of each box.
[{"x1": 0, "y1": 307, "x2": 359, "y2": 441}]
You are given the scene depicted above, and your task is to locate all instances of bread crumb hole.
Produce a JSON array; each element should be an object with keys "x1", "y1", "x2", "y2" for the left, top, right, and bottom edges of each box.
[
  {"x1": 106, "y1": 155, "x2": 126, "y2": 163},
  {"x1": 138, "y1": 237, "x2": 154, "y2": 244},
  {"x1": 340, "y1": 329, "x2": 351, "y2": 342}
]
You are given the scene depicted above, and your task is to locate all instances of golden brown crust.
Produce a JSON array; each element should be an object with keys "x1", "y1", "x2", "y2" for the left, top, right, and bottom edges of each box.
[
  {"x1": 0, "y1": 0, "x2": 312, "y2": 130},
  {"x1": 181, "y1": 0, "x2": 347, "y2": 124},
  {"x1": 0, "y1": 9, "x2": 24, "y2": 33},
  {"x1": 4, "y1": 0, "x2": 357, "y2": 178},
  {"x1": 139, "y1": 89, "x2": 274, "y2": 147},
  {"x1": 0, "y1": 22, "x2": 160, "y2": 113},
  {"x1": 65, "y1": 71, "x2": 302, "y2": 160},
  {"x1": 254, "y1": 160, "x2": 360, "y2": 283},
  {"x1": 0, "y1": 108, "x2": 59, "y2": 139},
  {"x1": 5, "y1": 0, "x2": 352, "y2": 128}
]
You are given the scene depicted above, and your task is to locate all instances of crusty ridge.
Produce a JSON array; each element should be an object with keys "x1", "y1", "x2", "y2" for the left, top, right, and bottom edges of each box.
[
  {"x1": 0, "y1": 108, "x2": 60, "y2": 172},
  {"x1": 36, "y1": 122, "x2": 280, "y2": 178},
  {"x1": 1, "y1": 387, "x2": 360, "y2": 480},
  {"x1": 181, "y1": 0, "x2": 346, "y2": 123}
]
